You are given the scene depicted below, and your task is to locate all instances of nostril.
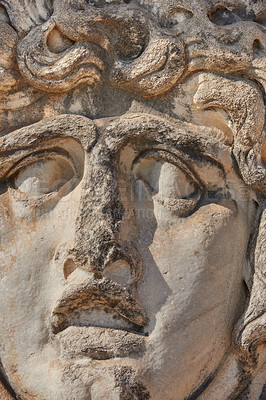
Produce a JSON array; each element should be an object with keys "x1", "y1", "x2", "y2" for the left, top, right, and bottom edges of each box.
[
  {"x1": 63, "y1": 257, "x2": 103, "y2": 280},
  {"x1": 104, "y1": 259, "x2": 132, "y2": 286},
  {"x1": 63, "y1": 258, "x2": 78, "y2": 279},
  {"x1": 47, "y1": 27, "x2": 75, "y2": 54}
]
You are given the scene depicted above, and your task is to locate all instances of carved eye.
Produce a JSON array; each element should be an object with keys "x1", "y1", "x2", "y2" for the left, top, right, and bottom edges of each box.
[
  {"x1": 133, "y1": 150, "x2": 202, "y2": 216},
  {"x1": 8, "y1": 151, "x2": 76, "y2": 197},
  {"x1": 167, "y1": 8, "x2": 193, "y2": 28}
]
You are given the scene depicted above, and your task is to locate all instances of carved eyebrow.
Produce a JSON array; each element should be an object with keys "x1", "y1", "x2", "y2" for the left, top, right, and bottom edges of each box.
[
  {"x1": 0, "y1": 114, "x2": 97, "y2": 155},
  {"x1": 0, "y1": 115, "x2": 96, "y2": 180},
  {"x1": 104, "y1": 113, "x2": 231, "y2": 161},
  {"x1": 0, "y1": 113, "x2": 230, "y2": 178},
  {"x1": 141, "y1": 147, "x2": 226, "y2": 176}
]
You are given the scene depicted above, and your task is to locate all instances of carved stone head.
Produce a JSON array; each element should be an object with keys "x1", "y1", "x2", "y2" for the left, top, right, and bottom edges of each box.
[{"x1": 0, "y1": 1, "x2": 265, "y2": 399}]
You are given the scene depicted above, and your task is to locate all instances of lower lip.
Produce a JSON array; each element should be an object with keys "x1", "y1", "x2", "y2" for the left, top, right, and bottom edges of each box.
[{"x1": 56, "y1": 326, "x2": 147, "y2": 360}]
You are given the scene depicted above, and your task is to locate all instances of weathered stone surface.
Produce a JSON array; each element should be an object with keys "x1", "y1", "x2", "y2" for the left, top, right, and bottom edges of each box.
[{"x1": 0, "y1": 0, "x2": 265, "y2": 399}]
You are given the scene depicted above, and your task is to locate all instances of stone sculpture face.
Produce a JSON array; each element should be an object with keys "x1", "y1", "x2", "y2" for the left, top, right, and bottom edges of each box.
[{"x1": 0, "y1": 1, "x2": 265, "y2": 400}]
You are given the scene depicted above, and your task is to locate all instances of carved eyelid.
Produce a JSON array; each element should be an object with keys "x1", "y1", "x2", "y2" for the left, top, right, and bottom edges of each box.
[
  {"x1": 131, "y1": 149, "x2": 204, "y2": 216},
  {"x1": 5, "y1": 148, "x2": 77, "y2": 181},
  {"x1": 132, "y1": 148, "x2": 203, "y2": 191},
  {"x1": 4, "y1": 147, "x2": 82, "y2": 200}
]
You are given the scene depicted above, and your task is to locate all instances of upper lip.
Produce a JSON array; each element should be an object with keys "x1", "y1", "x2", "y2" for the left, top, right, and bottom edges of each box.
[{"x1": 51, "y1": 276, "x2": 147, "y2": 333}]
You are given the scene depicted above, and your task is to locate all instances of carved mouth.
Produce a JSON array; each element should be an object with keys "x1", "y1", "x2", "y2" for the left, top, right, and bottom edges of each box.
[
  {"x1": 51, "y1": 277, "x2": 148, "y2": 359},
  {"x1": 57, "y1": 325, "x2": 147, "y2": 360},
  {"x1": 51, "y1": 276, "x2": 147, "y2": 330}
]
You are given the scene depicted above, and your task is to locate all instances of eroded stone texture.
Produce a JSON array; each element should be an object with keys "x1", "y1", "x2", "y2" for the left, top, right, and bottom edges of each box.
[{"x1": 0, "y1": 0, "x2": 265, "y2": 399}]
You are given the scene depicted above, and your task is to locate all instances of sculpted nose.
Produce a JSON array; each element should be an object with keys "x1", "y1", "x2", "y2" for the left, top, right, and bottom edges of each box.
[{"x1": 63, "y1": 146, "x2": 141, "y2": 286}]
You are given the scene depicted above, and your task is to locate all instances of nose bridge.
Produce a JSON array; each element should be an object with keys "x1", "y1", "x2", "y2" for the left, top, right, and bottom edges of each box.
[
  {"x1": 69, "y1": 144, "x2": 140, "y2": 279},
  {"x1": 71, "y1": 144, "x2": 121, "y2": 267}
]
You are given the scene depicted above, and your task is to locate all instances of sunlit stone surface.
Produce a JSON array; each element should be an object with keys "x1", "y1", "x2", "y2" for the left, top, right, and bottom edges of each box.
[{"x1": 0, "y1": 1, "x2": 265, "y2": 399}]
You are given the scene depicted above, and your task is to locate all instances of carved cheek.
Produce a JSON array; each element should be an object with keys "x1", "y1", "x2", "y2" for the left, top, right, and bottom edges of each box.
[
  {"x1": 150, "y1": 203, "x2": 241, "y2": 268},
  {"x1": 138, "y1": 203, "x2": 249, "y2": 355}
]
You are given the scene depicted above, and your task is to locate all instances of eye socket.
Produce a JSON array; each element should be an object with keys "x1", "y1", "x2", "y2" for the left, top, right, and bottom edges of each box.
[
  {"x1": 7, "y1": 150, "x2": 76, "y2": 197},
  {"x1": 133, "y1": 150, "x2": 202, "y2": 216}
]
